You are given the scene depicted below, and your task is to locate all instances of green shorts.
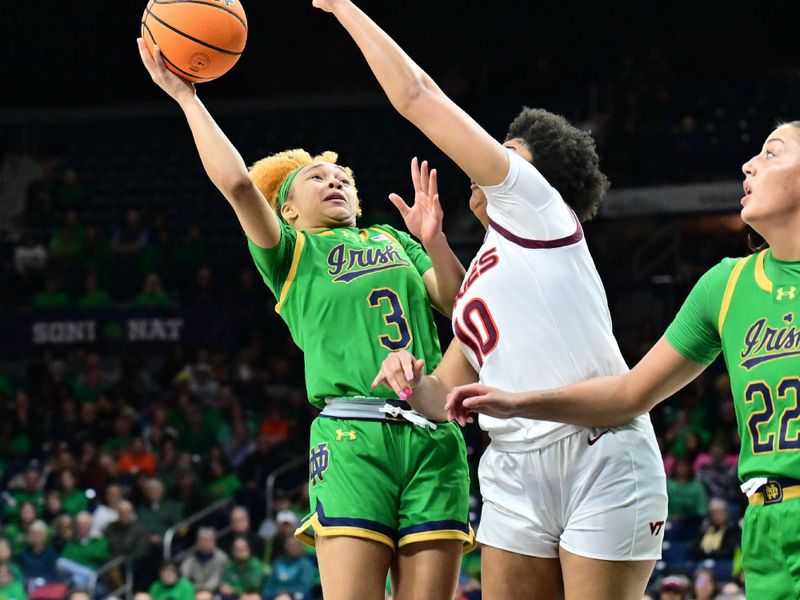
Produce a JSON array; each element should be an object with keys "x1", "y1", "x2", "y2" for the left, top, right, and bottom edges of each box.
[
  {"x1": 295, "y1": 415, "x2": 474, "y2": 552},
  {"x1": 741, "y1": 483, "x2": 800, "y2": 599}
]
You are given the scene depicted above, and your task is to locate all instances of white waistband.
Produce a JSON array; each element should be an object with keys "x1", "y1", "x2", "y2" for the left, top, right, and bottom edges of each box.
[{"x1": 321, "y1": 398, "x2": 438, "y2": 429}]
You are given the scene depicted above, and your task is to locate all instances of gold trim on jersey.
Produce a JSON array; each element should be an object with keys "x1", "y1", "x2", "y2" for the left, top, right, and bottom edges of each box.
[
  {"x1": 718, "y1": 256, "x2": 752, "y2": 335},
  {"x1": 754, "y1": 249, "x2": 773, "y2": 293},
  {"x1": 275, "y1": 231, "x2": 306, "y2": 314}
]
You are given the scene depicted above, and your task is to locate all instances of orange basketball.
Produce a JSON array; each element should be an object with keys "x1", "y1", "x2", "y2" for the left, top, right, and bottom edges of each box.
[{"x1": 141, "y1": 0, "x2": 247, "y2": 83}]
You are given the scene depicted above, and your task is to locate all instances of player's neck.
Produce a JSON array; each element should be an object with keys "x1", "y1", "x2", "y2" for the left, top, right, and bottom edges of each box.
[{"x1": 764, "y1": 224, "x2": 800, "y2": 262}]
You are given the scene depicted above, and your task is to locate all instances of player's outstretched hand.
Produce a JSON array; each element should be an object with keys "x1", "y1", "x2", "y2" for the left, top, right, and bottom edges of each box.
[
  {"x1": 445, "y1": 383, "x2": 522, "y2": 426},
  {"x1": 389, "y1": 157, "x2": 444, "y2": 246},
  {"x1": 371, "y1": 350, "x2": 425, "y2": 401},
  {"x1": 137, "y1": 38, "x2": 196, "y2": 105}
]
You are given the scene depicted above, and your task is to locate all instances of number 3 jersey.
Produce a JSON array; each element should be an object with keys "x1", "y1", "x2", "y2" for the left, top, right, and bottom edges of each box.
[
  {"x1": 665, "y1": 249, "x2": 800, "y2": 482},
  {"x1": 453, "y1": 149, "x2": 632, "y2": 449},
  {"x1": 248, "y1": 221, "x2": 442, "y2": 409}
]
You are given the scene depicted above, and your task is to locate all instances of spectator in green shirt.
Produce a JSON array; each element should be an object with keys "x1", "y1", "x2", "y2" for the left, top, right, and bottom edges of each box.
[
  {"x1": 0, "y1": 539, "x2": 24, "y2": 583},
  {"x1": 57, "y1": 512, "x2": 110, "y2": 589},
  {"x1": 3, "y1": 503, "x2": 39, "y2": 556},
  {"x1": 58, "y1": 470, "x2": 89, "y2": 515},
  {"x1": 148, "y1": 562, "x2": 195, "y2": 600},
  {"x1": 4, "y1": 468, "x2": 44, "y2": 522},
  {"x1": 76, "y1": 270, "x2": 114, "y2": 310},
  {"x1": 133, "y1": 273, "x2": 171, "y2": 309},
  {"x1": 666, "y1": 456, "x2": 709, "y2": 526},
  {"x1": 219, "y1": 537, "x2": 264, "y2": 597},
  {"x1": 49, "y1": 210, "x2": 86, "y2": 267},
  {"x1": 136, "y1": 478, "x2": 183, "y2": 550},
  {"x1": 32, "y1": 276, "x2": 70, "y2": 310},
  {"x1": 0, "y1": 563, "x2": 26, "y2": 600}
]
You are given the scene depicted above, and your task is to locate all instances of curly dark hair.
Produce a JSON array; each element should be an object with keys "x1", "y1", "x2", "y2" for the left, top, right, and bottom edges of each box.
[{"x1": 505, "y1": 107, "x2": 610, "y2": 222}]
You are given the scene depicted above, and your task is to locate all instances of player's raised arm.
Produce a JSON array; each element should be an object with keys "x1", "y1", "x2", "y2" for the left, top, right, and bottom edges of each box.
[
  {"x1": 446, "y1": 337, "x2": 707, "y2": 427},
  {"x1": 312, "y1": 0, "x2": 510, "y2": 187},
  {"x1": 137, "y1": 38, "x2": 280, "y2": 249},
  {"x1": 389, "y1": 158, "x2": 465, "y2": 316}
]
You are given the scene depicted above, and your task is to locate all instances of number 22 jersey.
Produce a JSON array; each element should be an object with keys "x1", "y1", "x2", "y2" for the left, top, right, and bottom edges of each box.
[
  {"x1": 452, "y1": 149, "x2": 634, "y2": 449},
  {"x1": 665, "y1": 250, "x2": 800, "y2": 482}
]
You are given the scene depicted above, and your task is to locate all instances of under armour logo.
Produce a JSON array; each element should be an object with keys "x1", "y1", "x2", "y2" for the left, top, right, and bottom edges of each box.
[
  {"x1": 776, "y1": 286, "x2": 797, "y2": 301},
  {"x1": 336, "y1": 429, "x2": 357, "y2": 441},
  {"x1": 649, "y1": 521, "x2": 665, "y2": 536},
  {"x1": 309, "y1": 443, "x2": 330, "y2": 486}
]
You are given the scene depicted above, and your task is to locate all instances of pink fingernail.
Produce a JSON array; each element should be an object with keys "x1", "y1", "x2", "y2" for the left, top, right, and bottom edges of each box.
[
  {"x1": 405, "y1": 388, "x2": 413, "y2": 397},
  {"x1": 399, "y1": 391, "x2": 408, "y2": 401}
]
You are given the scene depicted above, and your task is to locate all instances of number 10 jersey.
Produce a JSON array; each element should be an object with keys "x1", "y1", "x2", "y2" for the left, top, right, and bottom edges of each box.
[{"x1": 452, "y1": 150, "x2": 631, "y2": 450}]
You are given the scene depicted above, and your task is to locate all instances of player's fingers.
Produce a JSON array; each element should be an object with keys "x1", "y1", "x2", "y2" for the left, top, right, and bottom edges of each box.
[
  {"x1": 370, "y1": 373, "x2": 386, "y2": 389},
  {"x1": 431, "y1": 193, "x2": 443, "y2": 217},
  {"x1": 419, "y1": 160, "x2": 429, "y2": 197},
  {"x1": 376, "y1": 355, "x2": 405, "y2": 398},
  {"x1": 410, "y1": 157, "x2": 421, "y2": 192},
  {"x1": 429, "y1": 168, "x2": 438, "y2": 198},
  {"x1": 388, "y1": 193, "x2": 411, "y2": 216},
  {"x1": 137, "y1": 38, "x2": 157, "y2": 73},
  {"x1": 153, "y1": 45, "x2": 169, "y2": 76},
  {"x1": 389, "y1": 366, "x2": 411, "y2": 400},
  {"x1": 446, "y1": 399, "x2": 473, "y2": 427},
  {"x1": 445, "y1": 383, "x2": 484, "y2": 409},
  {"x1": 413, "y1": 358, "x2": 426, "y2": 378},
  {"x1": 399, "y1": 353, "x2": 416, "y2": 382}
]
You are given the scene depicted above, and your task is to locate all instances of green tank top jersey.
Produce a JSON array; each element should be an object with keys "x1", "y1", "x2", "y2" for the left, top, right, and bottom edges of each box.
[
  {"x1": 665, "y1": 249, "x2": 800, "y2": 482},
  {"x1": 248, "y1": 221, "x2": 442, "y2": 409}
]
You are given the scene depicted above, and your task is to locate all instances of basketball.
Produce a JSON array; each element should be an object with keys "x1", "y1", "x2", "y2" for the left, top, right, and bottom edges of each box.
[{"x1": 140, "y1": 0, "x2": 247, "y2": 83}]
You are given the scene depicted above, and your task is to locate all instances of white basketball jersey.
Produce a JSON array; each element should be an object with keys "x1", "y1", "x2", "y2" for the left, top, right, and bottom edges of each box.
[{"x1": 452, "y1": 149, "x2": 632, "y2": 450}]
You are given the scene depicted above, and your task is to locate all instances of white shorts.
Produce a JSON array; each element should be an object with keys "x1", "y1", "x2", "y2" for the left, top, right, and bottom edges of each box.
[{"x1": 476, "y1": 418, "x2": 667, "y2": 561}]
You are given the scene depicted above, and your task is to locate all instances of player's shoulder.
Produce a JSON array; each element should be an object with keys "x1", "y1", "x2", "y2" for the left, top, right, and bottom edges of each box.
[
  {"x1": 365, "y1": 223, "x2": 410, "y2": 245},
  {"x1": 697, "y1": 255, "x2": 752, "y2": 290}
]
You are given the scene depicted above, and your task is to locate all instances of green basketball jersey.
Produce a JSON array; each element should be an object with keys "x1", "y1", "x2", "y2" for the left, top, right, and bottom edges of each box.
[
  {"x1": 665, "y1": 249, "x2": 800, "y2": 482},
  {"x1": 248, "y1": 221, "x2": 442, "y2": 409}
]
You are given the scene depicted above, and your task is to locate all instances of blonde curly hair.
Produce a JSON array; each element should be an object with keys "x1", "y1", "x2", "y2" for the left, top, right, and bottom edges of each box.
[{"x1": 248, "y1": 148, "x2": 360, "y2": 215}]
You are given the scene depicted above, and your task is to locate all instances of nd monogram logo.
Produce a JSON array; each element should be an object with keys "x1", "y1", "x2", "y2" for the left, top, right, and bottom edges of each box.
[
  {"x1": 777, "y1": 286, "x2": 797, "y2": 301},
  {"x1": 763, "y1": 482, "x2": 783, "y2": 504},
  {"x1": 336, "y1": 429, "x2": 357, "y2": 441},
  {"x1": 765, "y1": 483, "x2": 780, "y2": 500},
  {"x1": 309, "y1": 443, "x2": 329, "y2": 486}
]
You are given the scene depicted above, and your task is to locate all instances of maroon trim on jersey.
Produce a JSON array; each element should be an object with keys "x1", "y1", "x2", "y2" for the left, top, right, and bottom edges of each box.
[{"x1": 488, "y1": 212, "x2": 583, "y2": 249}]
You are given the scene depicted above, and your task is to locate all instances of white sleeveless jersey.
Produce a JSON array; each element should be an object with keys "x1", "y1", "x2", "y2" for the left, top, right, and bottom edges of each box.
[{"x1": 452, "y1": 149, "x2": 634, "y2": 450}]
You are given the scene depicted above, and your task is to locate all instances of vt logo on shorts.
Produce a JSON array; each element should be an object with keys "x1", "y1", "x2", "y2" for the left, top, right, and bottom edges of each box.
[
  {"x1": 336, "y1": 429, "x2": 357, "y2": 441},
  {"x1": 649, "y1": 521, "x2": 665, "y2": 536},
  {"x1": 309, "y1": 443, "x2": 330, "y2": 486}
]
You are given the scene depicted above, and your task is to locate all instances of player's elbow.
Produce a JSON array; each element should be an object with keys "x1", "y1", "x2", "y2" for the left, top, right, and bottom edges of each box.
[
  {"x1": 219, "y1": 173, "x2": 255, "y2": 202},
  {"x1": 394, "y1": 75, "x2": 442, "y2": 119}
]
